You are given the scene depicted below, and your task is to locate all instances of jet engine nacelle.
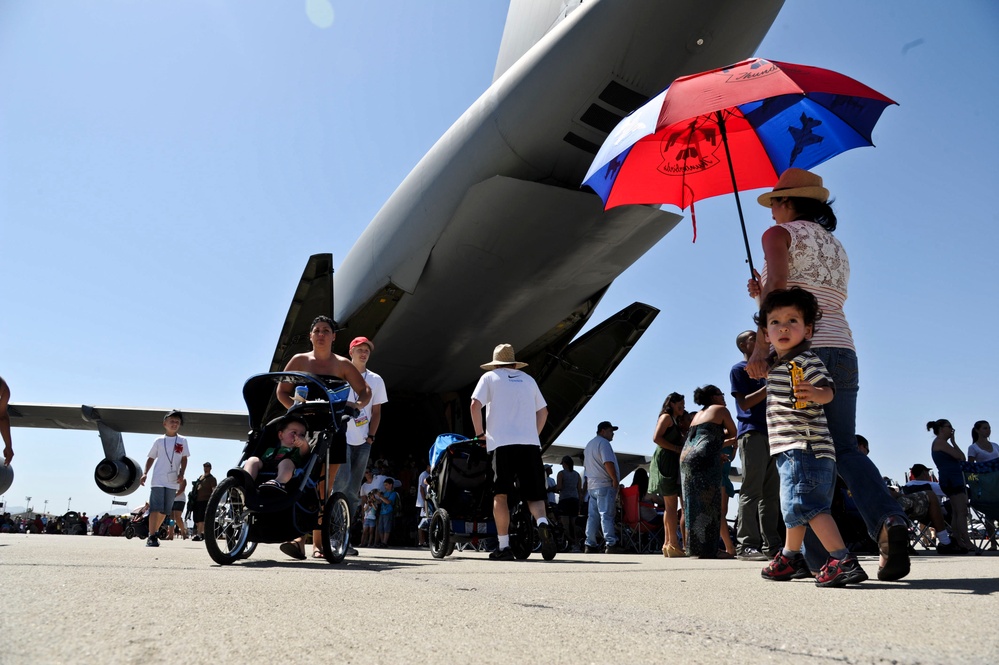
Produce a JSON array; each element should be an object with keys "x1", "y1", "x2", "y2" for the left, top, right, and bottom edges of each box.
[{"x1": 94, "y1": 456, "x2": 142, "y2": 496}]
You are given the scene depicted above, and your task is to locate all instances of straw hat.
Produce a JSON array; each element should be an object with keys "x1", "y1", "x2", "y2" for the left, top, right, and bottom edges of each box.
[
  {"x1": 756, "y1": 168, "x2": 830, "y2": 207},
  {"x1": 480, "y1": 343, "x2": 527, "y2": 370}
]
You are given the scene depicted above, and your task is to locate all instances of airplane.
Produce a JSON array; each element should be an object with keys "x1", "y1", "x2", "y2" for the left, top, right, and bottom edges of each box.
[{"x1": 9, "y1": 0, "x2": 784, "y2": 496}]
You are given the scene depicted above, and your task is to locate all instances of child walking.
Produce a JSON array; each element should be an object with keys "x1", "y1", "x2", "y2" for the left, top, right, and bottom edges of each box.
[{"x1": 755, "y1": 287, "x2": 867, "y2": 587}]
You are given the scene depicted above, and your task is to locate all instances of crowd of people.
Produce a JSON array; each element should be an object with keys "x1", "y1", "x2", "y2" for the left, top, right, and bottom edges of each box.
[{"x1": 4, "y1": 168, "x2": 996, "y2": 582}]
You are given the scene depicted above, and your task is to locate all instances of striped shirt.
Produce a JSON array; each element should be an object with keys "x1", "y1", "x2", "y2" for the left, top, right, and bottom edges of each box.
[
  {"x1": 761, "y1": 220, "x2": 854, "y2": 351},
  {"x1": 766, "y1": 347, "x2": 836, "y2": 460}
]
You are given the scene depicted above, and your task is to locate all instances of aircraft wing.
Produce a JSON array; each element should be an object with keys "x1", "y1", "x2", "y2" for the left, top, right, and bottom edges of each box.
[
  {"x1": 543, "y1": 444, "x2": 649, "y2": 481},
  {"x1": 7, "y1": 403, "x2": 249, "y2": 441}
]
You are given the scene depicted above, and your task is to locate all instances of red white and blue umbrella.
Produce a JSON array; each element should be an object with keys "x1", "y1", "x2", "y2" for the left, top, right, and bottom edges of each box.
[{"x1": 583, "y1": 58, "x2": 896, "y2": 275}]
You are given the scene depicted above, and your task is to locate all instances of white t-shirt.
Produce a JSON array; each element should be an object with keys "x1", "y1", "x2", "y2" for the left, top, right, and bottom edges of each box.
[
  {"x1": 147, "y1": 435, "x2": 190, "y2": 489},
  {"x1": 905, "y1": 479, "x2": 946, "y2": 500},
  {"x1": 968, "y1": 441, "x2": 999, "y2": 463},
  {"x1": 415, "y1": 470, "x2": 430, "y2": 508},
  {"x1": 471, "y1": 368, "x2": 547, "y2": 452},
  {"x1": 346, "y1": 369, "x2": 388, "y2": 446}
]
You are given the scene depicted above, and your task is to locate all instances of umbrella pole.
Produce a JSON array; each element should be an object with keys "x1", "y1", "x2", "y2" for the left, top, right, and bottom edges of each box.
[{"x1": 716, "y1": 111, "x2": 757, "y2": 280}]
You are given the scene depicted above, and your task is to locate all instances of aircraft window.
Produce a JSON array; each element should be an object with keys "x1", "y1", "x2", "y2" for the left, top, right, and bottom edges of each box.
[{"x1": 581, "y1": 104, "x2": 625, "y2": 133}]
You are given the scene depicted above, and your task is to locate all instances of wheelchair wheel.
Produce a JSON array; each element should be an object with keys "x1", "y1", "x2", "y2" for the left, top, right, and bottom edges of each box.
[
  {"x1": 320, "y1": 491, "x2": 350, "y2": 564},
  {"x1": 240, "y1": 541, "x2": 258, "y2": 560},
  {"x1": 204, "y1": 477, "x2": 251, "y2": 565},
  {"x1": 429, "y1": 508, "x2": 451, "y2": 559}
]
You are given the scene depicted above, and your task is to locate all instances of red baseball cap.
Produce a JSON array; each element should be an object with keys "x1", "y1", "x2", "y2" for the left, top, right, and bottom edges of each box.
[{"x1": 349, "y1": 336, "x2": 374, "y2": 351}]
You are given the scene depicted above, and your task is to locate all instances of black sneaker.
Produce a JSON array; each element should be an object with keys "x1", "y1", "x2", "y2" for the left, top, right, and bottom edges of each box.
[
  {"x1": 936, "y1": 541, "x2": 964, "y2": 555},
  {"x1": 191, "y1": 534, "x2": 203, "y2": 542},
  {"x1": 737, "y1": 547, "x2": 769, "y2": 561},
  {"x1": 605, "y1": 543, "x2": 626, "y2": 554},
  {"x1": 761, "y1": 551, "x2": 808, "y2": 581},
  {"x1": 816, "y1": 554, "x2": 868, "y2": 587},
  {"x1": 489, "y1": 547, "x2": 514, "y2": 561},
  {"x1": 146, "y1": 535, "x2": 159, "y2": 548},
  {"x1": 583, "y1": 545, "x2": 601, "y2": 554},
  {"x1": 877, "y1": 516, "x2": 911, "y2": 581},
  {"x1": 537, "y1": 523, "x2": 557, "y2": 561}
]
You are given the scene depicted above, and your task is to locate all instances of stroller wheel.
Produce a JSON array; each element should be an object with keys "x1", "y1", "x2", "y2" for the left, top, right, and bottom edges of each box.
[
  {"x1": 123, "y1": 525, "x2": 134, "y2": 540},
  {"x1": 204, "y1": 477, "x2": 251, "y2": 565},
  {"x1": 320, "y1": 492, "x2": 350, "y2": 564},
  {"x1": 429, "y1": 508, "x2": 451, "y2": 559}
]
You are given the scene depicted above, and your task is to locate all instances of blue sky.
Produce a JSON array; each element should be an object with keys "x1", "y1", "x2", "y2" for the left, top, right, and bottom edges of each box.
[{"x1": 2, "y1": 1, "x2": 997, "y2": 518}]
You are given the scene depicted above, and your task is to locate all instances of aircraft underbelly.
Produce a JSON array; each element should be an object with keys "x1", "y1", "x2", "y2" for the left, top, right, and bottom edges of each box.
[
  {"x1": 336, "y1": 0, "x2": 783, "y2": 322},
  {"x1": 372, "y1": 177, "x2": 680, "y2": 393}
]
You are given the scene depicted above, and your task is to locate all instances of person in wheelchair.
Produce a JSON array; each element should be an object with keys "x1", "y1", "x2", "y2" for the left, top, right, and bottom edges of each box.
[{"x1": 241, "y1": 415, "x2": 311, "y2": 492}]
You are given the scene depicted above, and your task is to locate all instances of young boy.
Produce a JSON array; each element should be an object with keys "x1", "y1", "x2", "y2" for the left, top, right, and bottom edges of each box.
[
  {"x1": 755, "y1": 287, "x2": 867, "y2": 587},
  {"x1": 376, "y1": 478, "x2": 398, "y2": 547},
  {"x1": 140, "y1": 410, "x2": 190, "y2": 548}
]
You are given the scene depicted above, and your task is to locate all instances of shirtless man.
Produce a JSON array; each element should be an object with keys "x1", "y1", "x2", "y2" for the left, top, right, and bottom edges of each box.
[
  {"x1": 0, "y1": 376, "x2": 12, "y2": 466},
  {"x1": 277, "y1": 316, "x2": 371, "y2": 559}
]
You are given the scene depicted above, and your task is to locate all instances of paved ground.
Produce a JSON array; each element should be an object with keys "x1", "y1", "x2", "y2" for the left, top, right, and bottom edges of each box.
[{"x1": 0, "y1": 534, "x2": 996, "y2": 664}]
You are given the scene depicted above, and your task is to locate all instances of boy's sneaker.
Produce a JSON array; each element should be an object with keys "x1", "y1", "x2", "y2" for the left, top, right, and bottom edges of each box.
[
  {"x1": 489, "y1": 547, "x2": 515, "y2": 561},
  {"x1": 537, "y1": 523, "x2": 557, "y2": 561},
  {"x1": 146, "y1": 535, "x2": 159, "y2": 548},
  {"x1": 816, "y1": 554, "x2": 868, "y2": 587},
  {"x1": 761, "y1": 551, "x2": 809, "y2": 581}
]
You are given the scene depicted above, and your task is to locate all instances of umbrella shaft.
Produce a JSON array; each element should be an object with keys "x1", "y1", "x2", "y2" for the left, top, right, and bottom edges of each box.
[{"x1": 716, "y1": 111, "x2": 757, "y2": 279}]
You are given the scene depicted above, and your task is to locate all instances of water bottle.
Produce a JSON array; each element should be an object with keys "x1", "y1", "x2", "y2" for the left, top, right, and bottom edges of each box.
[{"x1": 294, "y1": 385, "x2": 308, "y2": 403}]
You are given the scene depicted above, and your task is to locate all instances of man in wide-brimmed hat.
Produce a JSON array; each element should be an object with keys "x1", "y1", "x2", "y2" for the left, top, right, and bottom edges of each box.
[{"x1": 470, "y1": 344, "x2": 557, "y2": 561}]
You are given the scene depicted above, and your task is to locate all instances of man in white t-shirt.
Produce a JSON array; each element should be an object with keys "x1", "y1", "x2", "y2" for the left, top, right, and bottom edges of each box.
[
  {"x1": 139, "y1": 410, "x2": 190, "y2": 548},
  {"x1": 470, "y1": 344, "x2": 556, "y2": 561},
  {"x1": 416, "y1": 462, "x2": 431, "y2": 546},
  {"x1": 331, "y1": 336, "x2": 388, "y2": 555}
]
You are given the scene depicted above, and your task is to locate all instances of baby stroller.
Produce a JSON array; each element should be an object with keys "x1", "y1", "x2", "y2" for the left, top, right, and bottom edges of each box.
[
  {"x1": 204, "y1": 372, "x2": 355, "y2": 565},
  {"x1": 963, "y1": 459, "x2": 999, "y2": 550},
  {"x1": 425, "y1": 434, "x2": 544, "y2": 559}
]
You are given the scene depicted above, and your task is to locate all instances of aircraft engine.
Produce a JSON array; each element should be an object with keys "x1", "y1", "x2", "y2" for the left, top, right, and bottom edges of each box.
[{"x1": 94, "y1": 457, "x2": 142, "y2": 496}]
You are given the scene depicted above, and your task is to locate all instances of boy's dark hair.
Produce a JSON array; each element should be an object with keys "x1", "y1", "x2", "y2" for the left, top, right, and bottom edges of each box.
[
  {"x1": 753, "y1": 287, "x2": 823, "y2": 329},
  {"x1": 310, "y1": 315, "x2": 337, "y2": 331}
]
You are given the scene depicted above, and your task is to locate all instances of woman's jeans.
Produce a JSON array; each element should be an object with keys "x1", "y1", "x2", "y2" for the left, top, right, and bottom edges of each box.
[{"x1": 801, "y1": 347, "x2": 905, "y2": 570}]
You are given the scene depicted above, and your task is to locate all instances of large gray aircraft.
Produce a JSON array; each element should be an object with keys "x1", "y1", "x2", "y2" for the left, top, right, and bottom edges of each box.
[{"x1": 10, "y1": 0, "x2": 783, "y2": 495}]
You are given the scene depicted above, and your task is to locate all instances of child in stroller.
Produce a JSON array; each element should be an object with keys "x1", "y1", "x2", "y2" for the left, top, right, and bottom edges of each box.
[
  {"x1": 202, "y1": 372, "x2": 356, "y2": 566},
  {"x1": 241, "y1": 414, "x2": 310, "y2": 492}
]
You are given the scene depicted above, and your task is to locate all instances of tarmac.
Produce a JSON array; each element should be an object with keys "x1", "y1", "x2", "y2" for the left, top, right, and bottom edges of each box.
[{"x1": 1, "y1": 534, "x2": 996, "y2": 665}]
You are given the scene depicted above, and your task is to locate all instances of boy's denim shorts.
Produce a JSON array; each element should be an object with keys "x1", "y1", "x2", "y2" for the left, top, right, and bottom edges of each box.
[
  {"x1": 776, "y1": 449, "x2": 835, "y2": 529},
  {"x1": 149, "y1": 486, "x2": 177, "y2": 514}
]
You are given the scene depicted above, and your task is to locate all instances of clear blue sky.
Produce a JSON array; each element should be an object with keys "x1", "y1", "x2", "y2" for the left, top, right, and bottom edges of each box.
[{"x1": 2, "y1": 1, "x2": 997, "y2": 518}]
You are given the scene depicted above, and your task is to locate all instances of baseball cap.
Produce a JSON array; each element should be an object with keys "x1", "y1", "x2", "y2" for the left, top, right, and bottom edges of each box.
[
  {"x1": 597, "y1": 421, "x2": 618, "y2": 432},
  {"x1": 350, "y1": 336, "x2": 374, "y2": 351}
]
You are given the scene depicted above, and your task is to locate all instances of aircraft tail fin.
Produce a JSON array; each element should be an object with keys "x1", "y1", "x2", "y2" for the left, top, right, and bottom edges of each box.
[{"x1": 493, "y1": 0, "x2": 583, "y2": 82}]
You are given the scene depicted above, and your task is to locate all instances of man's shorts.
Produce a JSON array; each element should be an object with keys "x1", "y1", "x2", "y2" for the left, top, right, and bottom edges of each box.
[
  {"x1": 492, "y1": 444, "x2": 547, "y2": 501},
  {"x1": 775, "y1": 449, "x2": 835, "y2": 529},
  {"x1": 323, "y1": 428, "x2": 347, "y2": 465},
  {"x1": 193, "y1": 500, "x2": 209, "y2": 523},
  {"x1": 896, "y1": 490, "x2": 930, "y2": 520},
  {"x1": 149, "y1": 486, "x2": 178, "y2": 514}
]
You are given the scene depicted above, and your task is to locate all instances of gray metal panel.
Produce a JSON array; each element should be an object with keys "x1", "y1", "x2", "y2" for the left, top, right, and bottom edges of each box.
[
  {"x1": 335, "y1": 0, "x2": 783, "y2": 331},
  {"x1": 367, "y1": 176, "x2": 680, "y2": 393},
  {"x1": 492, "y1": 0, "x2": 579, "y2": 82}
]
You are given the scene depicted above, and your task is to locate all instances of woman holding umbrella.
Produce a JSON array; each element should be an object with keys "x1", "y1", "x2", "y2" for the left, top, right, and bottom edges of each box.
[{"x1": 746, "y1": 168, "x2": 910, "y2": 581}]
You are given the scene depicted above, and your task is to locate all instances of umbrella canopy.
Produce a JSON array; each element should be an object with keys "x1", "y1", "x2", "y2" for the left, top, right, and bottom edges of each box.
[{"x1": 583, "y1": 58, "x2": 896, "y2": 273}]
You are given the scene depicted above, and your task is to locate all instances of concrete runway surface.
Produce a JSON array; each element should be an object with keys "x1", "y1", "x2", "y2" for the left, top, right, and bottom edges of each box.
[{"x1": 1, "y1": 534, "x2": 996, "y2": 664}]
